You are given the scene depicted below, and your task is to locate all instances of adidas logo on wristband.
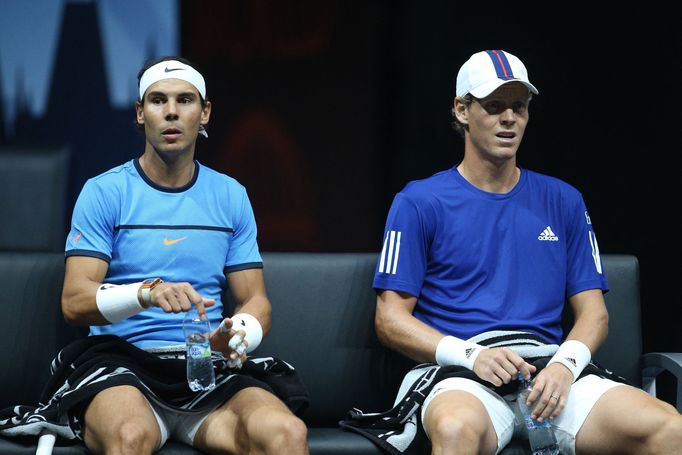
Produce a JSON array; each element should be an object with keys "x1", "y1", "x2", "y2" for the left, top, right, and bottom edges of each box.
[
  {"x1": 548, "y1": 340, "x2": 591, "y2": 383},
  {"x1": 436, "y1": 336, "x2": 486, "y2": 371}
]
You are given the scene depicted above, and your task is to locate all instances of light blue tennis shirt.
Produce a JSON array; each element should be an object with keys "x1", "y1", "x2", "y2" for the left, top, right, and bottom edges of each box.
[
  {"x1": 373, "y1": 167, "x2": 608, "y2": 344},
  {"x1": 65, "y1": 159, "x2": 263, "y2": 348}
]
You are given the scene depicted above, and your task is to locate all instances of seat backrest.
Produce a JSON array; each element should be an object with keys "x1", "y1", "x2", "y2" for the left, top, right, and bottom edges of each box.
[
  {"x1": 251, "y1": 253, "x2": 643, "y2": 425},
  {"x1": 0, "y1": 252, "x2": 641, "y2": 421},
  {"x1": 0, "y1": 252, "x2": 84, "y2": 408},
  {"x1": 0, "y1": 147, "x2": 70, "y2": 252},
  {"x1": 592, "y1": 254, "x2": 642, "y2": 385},
  {"x1": 249, "y1": 252, "x2": 414, "y2": 425}
]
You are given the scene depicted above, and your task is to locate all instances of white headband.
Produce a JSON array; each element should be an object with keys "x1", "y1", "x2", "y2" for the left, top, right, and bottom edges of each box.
[{"x1": 138, "y1": 60, "x2": 206, "y2": 101}]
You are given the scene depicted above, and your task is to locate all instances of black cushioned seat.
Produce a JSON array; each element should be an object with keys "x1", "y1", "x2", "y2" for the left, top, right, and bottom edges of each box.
[
  {"x1": 0, "y1": 252, "x2": 678, "y2": 454},
  {"x1": 0, "y1": 147, "x2": 70, "y2": 252}
]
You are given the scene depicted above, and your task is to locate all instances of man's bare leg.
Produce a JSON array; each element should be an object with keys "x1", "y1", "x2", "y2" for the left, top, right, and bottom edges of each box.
[
  {"x1": 83, "y1": 385, "x2": 162, "y2": 455},
  {"x1": 576, "y1": 386, "x2": 682, "y2": 454},
  {"x1": 193, "y1": 386, "x2": 309, "y2": 455},
  {"x1": 423, "y1": 390, "x2": 499, "y2": 455}
]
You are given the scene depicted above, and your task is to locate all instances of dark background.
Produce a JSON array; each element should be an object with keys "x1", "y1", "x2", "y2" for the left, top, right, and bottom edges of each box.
[
  {"x1": 183, "y1": 1, "x2": 680, "y2": 354},
  {"x1": 1, "y1": 1, "x2": 679, "y2": 355}
]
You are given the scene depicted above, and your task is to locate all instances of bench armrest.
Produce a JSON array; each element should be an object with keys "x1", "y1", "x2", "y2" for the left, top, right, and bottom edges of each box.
[{"x1": 642, "y1": 352, "x2": 682, "y2": 412}]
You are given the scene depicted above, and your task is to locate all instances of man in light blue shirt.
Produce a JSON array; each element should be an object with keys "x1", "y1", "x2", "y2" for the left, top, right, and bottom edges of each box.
[{"x1": 62, "y1": 56, "x2": 309, "y2": 455}]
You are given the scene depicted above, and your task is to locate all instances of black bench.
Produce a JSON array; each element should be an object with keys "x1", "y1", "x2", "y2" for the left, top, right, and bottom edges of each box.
[{"x1": 0, "y1": 252, "x2": 679, "y2": 454}]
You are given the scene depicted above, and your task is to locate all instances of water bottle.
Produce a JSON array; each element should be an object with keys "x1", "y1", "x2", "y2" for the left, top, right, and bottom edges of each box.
[
  {"x1": 183, "y1": 310, "x2": 216, "y2": 392},
  {"x1": 516, "y1": 372, "x2": 559, "y2": 455}
]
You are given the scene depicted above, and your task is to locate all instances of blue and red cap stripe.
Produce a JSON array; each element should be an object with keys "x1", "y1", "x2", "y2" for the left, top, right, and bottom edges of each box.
[{"x1": 485, "y1": 50, "x2": 515, "y2": 81}]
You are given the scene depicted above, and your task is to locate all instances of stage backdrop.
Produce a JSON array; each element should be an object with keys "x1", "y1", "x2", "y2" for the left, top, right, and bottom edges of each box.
[
  {"x1": 180, "y1": 1, "x2": 386, "y2": 251},
  {"x1": 0, "y1": 0, "x2": 179, "y2": 217},
  {"x1": 180, "y1": 1, "x2": 679, "y2": 359},
  {"x1": 0, "y1": 1, "x2": 678, "y2": 365}
]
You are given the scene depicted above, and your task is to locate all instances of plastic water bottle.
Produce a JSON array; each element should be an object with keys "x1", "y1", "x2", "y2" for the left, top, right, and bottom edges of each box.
[
  {"x1": 183, "y1": 310, "x2": 216, "y2": 392},
  {"x1": 516, "y1": 372, "x2": 559, "y2": 455}
]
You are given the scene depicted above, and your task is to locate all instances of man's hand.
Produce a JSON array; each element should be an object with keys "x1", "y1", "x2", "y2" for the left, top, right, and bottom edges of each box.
[
  {"x1": 149, "y1": 282, "x2": 215, "y2": 317},
  {"x1": 208, "y1": 317, "x2": 248, "y2": 368},
  {"x1": 525, "y1": 362, "x2": 573, "y2": 421},
  {"x1": 472, "y1": 347, "x2": 536, "y2": 387}
]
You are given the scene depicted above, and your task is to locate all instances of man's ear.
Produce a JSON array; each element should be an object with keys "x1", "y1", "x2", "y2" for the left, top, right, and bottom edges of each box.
[
  {"x1": 201, "y1": 100, "x2": 212, "y2": 124},
  {"x1": 453, "y1": 97, "x2": 468, "y2": 125},
  {"x1": 135, "y1": 101, "x2": 144, "y2": 126}
]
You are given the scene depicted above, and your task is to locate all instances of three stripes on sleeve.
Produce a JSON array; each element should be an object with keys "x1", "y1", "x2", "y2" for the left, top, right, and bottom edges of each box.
[{"x1": 378, "y1": 230, "x2": 401, "y2": 275}]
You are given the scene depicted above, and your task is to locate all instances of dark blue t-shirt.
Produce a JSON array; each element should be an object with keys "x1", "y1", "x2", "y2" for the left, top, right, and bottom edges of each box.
[{"x1": 373, "y1": 167, "x2": 608, "y2": 344}]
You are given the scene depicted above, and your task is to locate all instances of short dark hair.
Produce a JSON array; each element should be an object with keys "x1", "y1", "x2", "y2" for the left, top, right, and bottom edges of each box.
[{"x1": 136, "y1": 55, "x2": 207, "y2": 106}]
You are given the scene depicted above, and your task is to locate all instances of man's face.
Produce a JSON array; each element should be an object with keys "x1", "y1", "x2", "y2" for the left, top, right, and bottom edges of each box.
[
  {"x1": 135, "y1": 79, "x2": 211, "y2": 156},
  {"x1": 458, "y1": 82, "x2": 530, "y2": 163}
]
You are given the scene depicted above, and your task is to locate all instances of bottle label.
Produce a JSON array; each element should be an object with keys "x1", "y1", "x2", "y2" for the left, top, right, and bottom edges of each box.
[{"x1": 188, "y1": 345, "x2": 209, "y2": 359}]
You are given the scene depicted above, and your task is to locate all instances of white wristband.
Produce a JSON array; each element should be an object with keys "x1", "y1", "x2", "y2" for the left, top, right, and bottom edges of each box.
[
  {"x1": 230, "y1": 313, "x2": 263, "y2": 353},
  {"x1": 96, "y1": 282, "x2": 145, "y2": 323},
  {"x1": 435, "y1": 335, "x2": 487, "y2": 370},
  {"x1": 547, "y1": 339, "x2": 591, "y2": 382}
]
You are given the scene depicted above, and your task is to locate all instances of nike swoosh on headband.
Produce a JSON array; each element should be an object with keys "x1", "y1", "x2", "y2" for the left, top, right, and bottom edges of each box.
[{"x1": 139, "y1": 60, "x2": 207, "y2": 100}]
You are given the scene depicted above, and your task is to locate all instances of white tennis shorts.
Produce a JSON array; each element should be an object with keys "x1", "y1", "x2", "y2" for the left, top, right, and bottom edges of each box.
[{"x1": 421, "y1": 374, "x2": 626, "y2": 455}]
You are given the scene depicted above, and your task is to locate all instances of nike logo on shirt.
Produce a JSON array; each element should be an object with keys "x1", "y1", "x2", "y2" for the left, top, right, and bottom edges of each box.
[{"x1": 163, "y1": 236, "x2": 188, "y2": 246}]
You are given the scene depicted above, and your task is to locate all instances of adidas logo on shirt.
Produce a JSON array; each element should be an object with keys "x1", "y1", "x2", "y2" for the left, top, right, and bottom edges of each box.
[{"x1": 538, "y1": 226, "x2": 559, "y2": 241}]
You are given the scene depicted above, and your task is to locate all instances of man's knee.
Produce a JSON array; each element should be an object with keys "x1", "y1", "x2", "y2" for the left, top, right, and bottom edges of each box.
[
  {"x1": 84, "y1": 419, "x2": 159, "y2": 455},
  {"x1": 116, "y1": 420, "x2": 160, "y2": 454},
  {"x1": 423, "y1": 389, "x2": 499, "y2": 452},
  {"x1": 429, "y1": 413, "x2": 481, "y2": 448},
  {"x1": 83, "y1": 386, "x2": 161, "y2": 454},
  {"x1": 645, "y1": 410, "x2": 682, "y2": 454},
  {"x1": 264, "y1": 413, "x2": 308, "y2": 452}
]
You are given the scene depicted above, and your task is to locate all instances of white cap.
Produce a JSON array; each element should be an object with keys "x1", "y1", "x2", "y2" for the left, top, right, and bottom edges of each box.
[
  {"x1": 138, "y1": 60, "x2": 206, "y2": 101},
  {"x1": 456, "y1": 50, "x2": 538, "y2": 98}
]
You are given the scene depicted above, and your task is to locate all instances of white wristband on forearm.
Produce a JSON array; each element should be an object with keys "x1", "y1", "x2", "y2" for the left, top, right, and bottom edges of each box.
[
  {"x1": 95, "y1": 282, "x2": 145, "y2": 323},
  {"x1": 547, "y1": 339, "x2": 591, "y2": 382},
  {"x1": 435, "y1": 335, "x2": 487, "y2": 370},
  {"x1": 230, "y1": 313, "x2": 263, "y2": 353}
]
